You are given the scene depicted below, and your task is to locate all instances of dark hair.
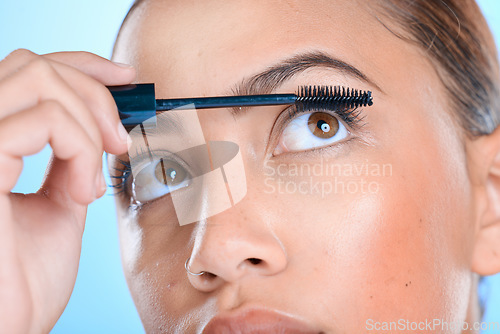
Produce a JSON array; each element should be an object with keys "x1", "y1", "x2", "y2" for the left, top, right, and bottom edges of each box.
[
  {"x1": 117, "y1": 0, "x2": 500, "y2": 137},
  {"x1": 372, "y1": 0, "x2": 500, "y2": 137}
]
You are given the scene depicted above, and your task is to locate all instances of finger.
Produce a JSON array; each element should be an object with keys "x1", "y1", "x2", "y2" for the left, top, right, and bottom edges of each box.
[
  {"x1": 44, "y1": 60, "x2": 129, "y2": 155},
  {"x1": 46, "y1": 62, "x2": 127, "y2": 154},
  {"x1": 0, "y1": 49, "x2": 135, "y2": 86},
  {"x1": 0, "y1": 57, "x2": 103, "y2": 156},
  {"x1": 0, "y1": 50, "x2": 128, "y2": 154},
  {"x1": 44, "y1": 51, "x2": 136, "y2": 86},
  {"x1": 0, "y1": 100, "x2": 101, "y2": 205},
  {"x1": 94, "y1": 154, "x2": 107, "y2": 199},
  {"x1": 0, "y1": 49, "x2": 37, "y2": 80},
  {"x1": 43, "y1": 53, "x2": 134, "y2": 153}
]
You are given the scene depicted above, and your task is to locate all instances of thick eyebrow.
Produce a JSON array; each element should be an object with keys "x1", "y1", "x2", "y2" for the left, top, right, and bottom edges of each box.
[{"x1": 230, "y1": 50, "x2": 382, "y2": 101}]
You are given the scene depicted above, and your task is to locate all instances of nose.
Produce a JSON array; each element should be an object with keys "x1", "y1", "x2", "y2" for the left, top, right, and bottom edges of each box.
[{"x1": 186, "y1": 204, "x2": 288, "y2": 292}]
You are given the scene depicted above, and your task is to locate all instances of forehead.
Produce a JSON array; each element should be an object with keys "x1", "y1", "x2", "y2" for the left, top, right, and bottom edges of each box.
[{"x1": 114, "y1": 0, "x2": 435, "y2": 100}]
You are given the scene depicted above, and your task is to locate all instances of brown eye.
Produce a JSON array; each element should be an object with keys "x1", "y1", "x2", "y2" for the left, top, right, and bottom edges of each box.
[
  {"x1": 307, "y1": 112, "x2": 339, "y2": 139},
  {"x1": 154, "y1": 159, "x2": 188, "y2": 186}
]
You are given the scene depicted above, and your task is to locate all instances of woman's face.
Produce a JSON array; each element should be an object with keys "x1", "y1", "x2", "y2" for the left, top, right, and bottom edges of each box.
[{"x1": 111, "y1": 0, "x2": 483, "y2": 332}]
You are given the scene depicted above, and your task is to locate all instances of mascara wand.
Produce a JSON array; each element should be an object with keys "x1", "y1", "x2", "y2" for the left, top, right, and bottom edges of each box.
[{"x1": 108, "y1": 83, "x2": 373, "y2": 127}]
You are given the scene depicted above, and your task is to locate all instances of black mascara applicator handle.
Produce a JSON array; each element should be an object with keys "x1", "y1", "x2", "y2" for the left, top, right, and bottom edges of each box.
[
  {"x1": 108, "y1": 83, "x2": 373, "y2": 128},
  {"x1": 108, "y1": 83, "x2": 297, "y2": 127},
  {"x1": 108, "y1": 84, "x2": 157, "y2": 127}
]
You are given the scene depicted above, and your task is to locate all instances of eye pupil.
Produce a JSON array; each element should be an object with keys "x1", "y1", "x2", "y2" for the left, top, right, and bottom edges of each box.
[
  {"x1": 155, "y1": 159, "x2": 187, "y2": 186},
  {"x1": 307, "y1": 112, "x2": 339, "y2": 139},
  {"x1": 318, "y1": 120, "x2": 330, "y2": 133}
]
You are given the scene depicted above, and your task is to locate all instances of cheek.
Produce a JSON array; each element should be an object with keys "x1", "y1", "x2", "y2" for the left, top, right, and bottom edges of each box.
[
  {"x1": 116, "y1": 200, "x2": 203, "y2": 330},
  {"x1": 346, "y1": 182, "x2": 472, "y2": 323},
  {"x1": 277, "y1": 119, "x2": 475, "y2": 327},
  {"x1": 331, "y1": 122, "x2": 474, "y2": 324},
  {"x1": 329, "y1": 73, "x2": 477, "y2": 322}
]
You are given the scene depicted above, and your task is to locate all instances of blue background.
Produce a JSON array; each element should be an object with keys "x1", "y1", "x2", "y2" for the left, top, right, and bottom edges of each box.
[{"x1": 0, "y1": 1, "x2": 499, "y2": 333}]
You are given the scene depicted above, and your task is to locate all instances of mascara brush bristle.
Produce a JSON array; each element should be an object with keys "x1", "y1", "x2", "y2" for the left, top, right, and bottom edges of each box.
[{"x1": 297, "y1": 85, "x2": 373, "y2": 110}]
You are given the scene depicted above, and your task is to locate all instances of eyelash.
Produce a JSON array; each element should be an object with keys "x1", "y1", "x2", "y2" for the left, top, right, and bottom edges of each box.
[
  {"x1": 110, "y1": 99, "x2": 367, "y2": 197},
  {"x1": 287, "y1": 103, "x2": 365, "y2": 130},
  {"x1": 109, "y1": 158, "x2": 132, "y2": 196}
]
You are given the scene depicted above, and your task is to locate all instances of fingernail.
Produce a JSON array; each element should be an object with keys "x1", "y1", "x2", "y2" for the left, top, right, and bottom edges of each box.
[
  {"x1": 113, "y1": 62, "x2": 134, "y2": 69},
  {"x1": 117, "y1": 122, "x2": 128, "y2": 143}
]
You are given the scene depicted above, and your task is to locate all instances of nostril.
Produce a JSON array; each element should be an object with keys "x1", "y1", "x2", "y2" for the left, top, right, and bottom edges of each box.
[
  {"x1": 247, "y1": 258, "x2": 262, "y2": 265},
  {"x1": 203, "y1": 272, "x2": 217, "y2": 279}
]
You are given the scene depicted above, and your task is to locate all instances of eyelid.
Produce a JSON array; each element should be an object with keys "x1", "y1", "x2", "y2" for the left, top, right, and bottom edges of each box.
[
  {"x1": 291, "y1": 103, "x2": 364, "y2": 128},
  {"x1": 266, "y1": 104, "x2": 364, "y2": 156}
]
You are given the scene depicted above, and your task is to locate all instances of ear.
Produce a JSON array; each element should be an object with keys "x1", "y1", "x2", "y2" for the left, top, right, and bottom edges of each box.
[{"x1": 471, "y1": 126, "x2": 500, "y2": 276}]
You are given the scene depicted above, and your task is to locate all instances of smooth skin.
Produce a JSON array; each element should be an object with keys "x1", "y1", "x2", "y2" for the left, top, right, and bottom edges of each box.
[
  {"x1": 1, "y1": 0, "x2": 500, "y2": 333},
  {"x1": 110, "y1": 0, "x2": 500, "y2": 333},
  {"x1": 0, "y1": 50, "x2": 135, "y2": 333}
]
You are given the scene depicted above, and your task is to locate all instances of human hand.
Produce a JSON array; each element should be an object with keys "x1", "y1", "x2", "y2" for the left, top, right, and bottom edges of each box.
[{"x1": 0, "y1": 50, "x2": 134, "y2": 334}]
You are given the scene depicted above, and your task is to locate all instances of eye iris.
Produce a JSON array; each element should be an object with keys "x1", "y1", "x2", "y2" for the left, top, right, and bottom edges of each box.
[
  {"x1": 307, "y1": 112, "x2": 339, "y2": 139},
  {"x1": 154, "y1": 159, "x2": 187, "y2": 186}
]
